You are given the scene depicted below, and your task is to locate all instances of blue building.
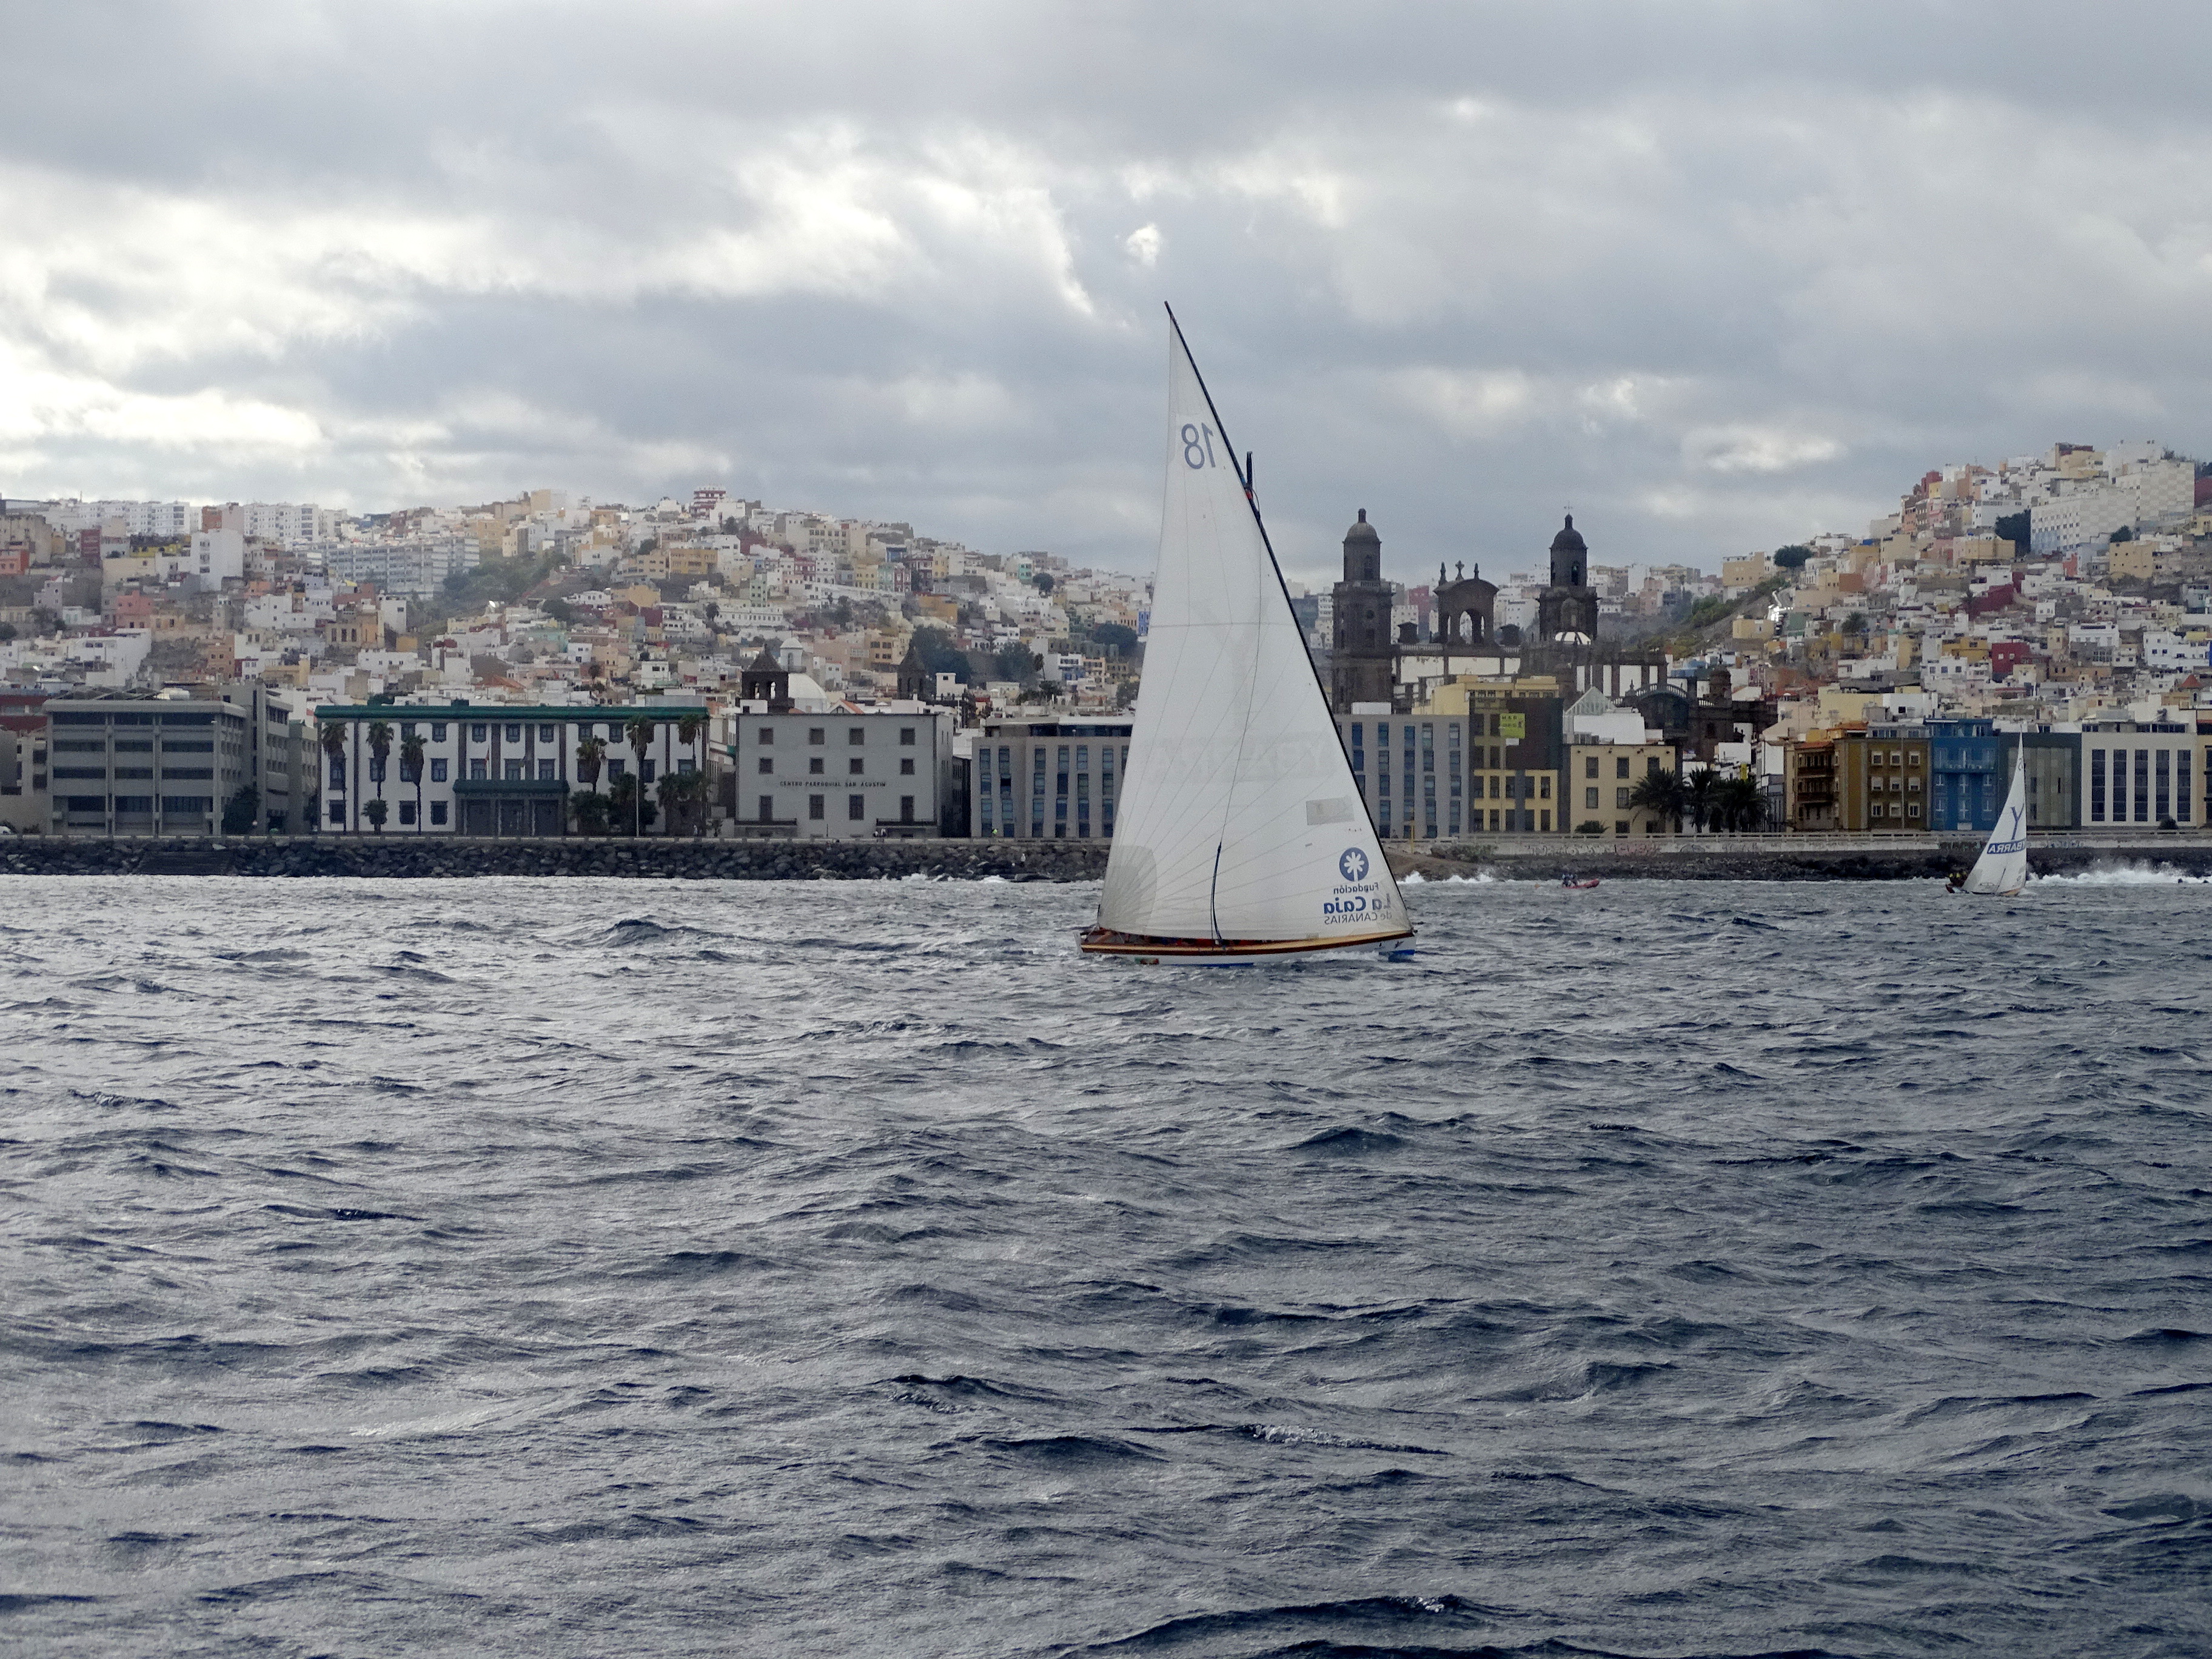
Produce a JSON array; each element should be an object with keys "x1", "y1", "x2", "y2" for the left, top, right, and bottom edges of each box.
[
  {"x1": 1927, "y1": 718, "x2": 2004, "y2": 832},
  {"x1": 1927, "y1": 722, "x2": 2086, "y2": 831}
]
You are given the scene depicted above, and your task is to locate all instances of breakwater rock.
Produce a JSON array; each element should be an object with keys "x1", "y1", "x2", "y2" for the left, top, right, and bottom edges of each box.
[{"x1": 0, "y1": 836, "x2": 1111, "y2": 882}]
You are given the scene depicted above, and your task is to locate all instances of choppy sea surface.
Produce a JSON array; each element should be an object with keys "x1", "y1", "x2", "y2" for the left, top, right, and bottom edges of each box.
[{"x1": 3, "y1": 872, "x2": 2209, "y2": 1659}]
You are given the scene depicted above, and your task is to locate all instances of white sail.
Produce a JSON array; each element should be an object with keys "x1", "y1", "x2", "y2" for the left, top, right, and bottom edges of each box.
[
  {"x1": 1962, "y1": 746, "x2": 2029, "y2": 896},
  {"x1": 1094, "y1": 314, "x2": 1409, "y2": 950}
]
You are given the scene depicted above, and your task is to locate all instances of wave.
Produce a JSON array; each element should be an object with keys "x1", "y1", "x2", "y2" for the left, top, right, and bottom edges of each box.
[{"x1": 2035, "y1": 862, "x2": 2212, "y2": 885}]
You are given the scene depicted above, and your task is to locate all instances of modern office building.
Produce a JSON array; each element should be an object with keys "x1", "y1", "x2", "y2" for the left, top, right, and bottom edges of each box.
[
  {"x1": 969, "y1": 717, "x2": 1129, "y2": 840},
  {"x1": 44, "y1": 692, "x2": 256, "y2": 837}
]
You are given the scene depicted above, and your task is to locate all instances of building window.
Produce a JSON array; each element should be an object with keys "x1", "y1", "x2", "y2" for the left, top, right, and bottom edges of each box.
[
  {"x1": 808, "y1": 794, "x2": 825, "y2": 820},
  {"x1": 760, "y1": 728, "x2": 774, "y2": 744},
  {"x1": 505, "y1": 724, "x2": 521, "y2": 743},
  {"x1": 759, "y1": 795, "x2": 774, "y2": 821},
  {"x1": 330, "y1": 800, "x2": 344, "y2": 823},
  {"x1": 759, "y1": 757, "x2": 773, "y2": 774},
  {"x1": 430, "y1": 801, "x2": 448, "y2": 825},
  {"x1": 1616, "y1": 820, "x2": 1629, "y2": 835},
  {"x1": 848, "y1": 794, "x2": 865, "y2": 820},
  {"x1": 1584, "y1": 756, "x2": 1598, "y2": 779},
  {"x1": 809, "y1": 728, "x2": 825, "y2": 745},
  {"x1": 505, "y1": 760, "x2": 525, "y2": 780},
  {"x1": 900, "y1": 795, "x2": 915, "y2": 822},
  {"x1": 471, "y1": 759, "x2": 488, "y2": 780},
  {"x1": 2090, "y1": 748, "x2": 2105, "y2": 821},
  {"x1": 472, "y1": 723, "x2": 488, "y2": 742},
  {"x1": 900, "y1": 728, "x2": 915, "y2": 746},
  {"x1": 399, "y1": 801, "x2": 418, "y2": 825},
  {"x1": 848, "y1": 757, "x2": 864, "y2": 776},
  {"x1": 1616, "y1": 787, "x2": 1629, "y2": 808},
  {"x1": 329, "y1": 757, "x2": 345, "y2": 786},
  {"x1": 809, "y1": 756, "x2": 825, "y2": 775},
  {"x1": 848, "y1": 728, "x2": 865, "y2": 745},
  {"x1": 538, "y1": 724, "x2": 555, "y2": 742},
  {"x1": 1586, "y1": 787, "x2": 1598, "y2": 809},
  {"x1": 1539, "y1": 776, "x2": 1551, "y2": 799},
  {"x1": 900, "y1": 757, "x2": 915, "y2": 775},
  {"x1": 538, "y1": 760, "x2": 557, "y2": 781},
  {"x1": 431, "y1": 758, "x2": 448, "y2": 782},
  {"x1": 1540, "y1": 809, "x2": 1551, "y2": 832},
  {"x1": 431, "y1": 723, "x2": 447, "y2": 742}
]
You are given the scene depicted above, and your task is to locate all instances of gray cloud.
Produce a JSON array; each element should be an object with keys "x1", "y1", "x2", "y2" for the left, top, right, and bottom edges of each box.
[{"x1": 5, "y1": 1, "x2": 2212, "y2": 583}]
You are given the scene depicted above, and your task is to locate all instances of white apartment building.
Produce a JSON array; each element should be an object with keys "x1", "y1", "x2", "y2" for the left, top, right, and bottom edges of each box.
[
  {"x1": 321, "y1": 536, "x2": 479, "y2": 597},
  {"x1": 720, "y1": 705, "x2": 956, "y2": 838}
]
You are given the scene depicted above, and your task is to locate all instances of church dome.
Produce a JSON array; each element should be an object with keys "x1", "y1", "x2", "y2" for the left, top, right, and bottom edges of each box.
[
  {"x1": 1549, "y1": 514, "x2": 1586, "y2": 555},
  {"x1": 1344, "y1": 508, "x2": 1380, "y2": 544}
]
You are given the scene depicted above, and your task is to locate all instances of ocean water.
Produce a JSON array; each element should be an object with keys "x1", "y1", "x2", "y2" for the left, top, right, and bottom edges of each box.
[{"x1": 3, "y1": 873, "x2": 2208, "y2": 1659}]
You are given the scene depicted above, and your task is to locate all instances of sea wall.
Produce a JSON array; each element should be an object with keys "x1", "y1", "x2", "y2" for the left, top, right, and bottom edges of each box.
[
  {"x1": 0, "y1": 836, "x2": 1111, "y2": 882},
  {"x1": 3, "y1": 835, "x2": 2209, "y2": 882}
]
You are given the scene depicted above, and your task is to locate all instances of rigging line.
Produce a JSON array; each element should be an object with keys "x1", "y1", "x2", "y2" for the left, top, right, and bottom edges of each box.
[{"x1": 1164, "y1": 303, "x2": 1408, "y2": 917}]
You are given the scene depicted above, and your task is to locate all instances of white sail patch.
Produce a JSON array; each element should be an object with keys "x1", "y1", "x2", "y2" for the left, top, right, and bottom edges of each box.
[{"x1": 1305, "y1": 797, "x2": 1356, "y2": 826}]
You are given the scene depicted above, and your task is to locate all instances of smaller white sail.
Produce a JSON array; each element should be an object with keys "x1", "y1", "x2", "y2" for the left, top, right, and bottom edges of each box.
[{"x1": 1962, "y1": 747, "x2": 2029, "y2": 896}]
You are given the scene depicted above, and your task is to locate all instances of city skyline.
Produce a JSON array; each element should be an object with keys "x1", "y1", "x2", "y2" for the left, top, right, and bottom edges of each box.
[{"x1": 8, "y1": 3, "x2": 2212, "y2": 584}]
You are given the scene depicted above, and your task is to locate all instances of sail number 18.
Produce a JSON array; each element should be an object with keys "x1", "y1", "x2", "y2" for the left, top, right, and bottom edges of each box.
[{"x1": 1180, "y1": 423, "x2": 1218, "y2": 470}]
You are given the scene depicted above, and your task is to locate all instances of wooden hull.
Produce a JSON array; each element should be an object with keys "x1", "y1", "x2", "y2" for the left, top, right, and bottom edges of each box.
[{"x1": 1079, "y1": 925, "x2": 1413, "y2": 962}]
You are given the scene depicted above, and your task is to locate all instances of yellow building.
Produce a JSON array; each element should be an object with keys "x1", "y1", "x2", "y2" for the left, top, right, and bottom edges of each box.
[
  {"x1": 1833, "y1": 723, "x2": 1931, "y2": 833},
  {"x1": 1567, "y1": 740, "x2": 1679, "y2": 836},
  {"x1": 1409, "y1": 675, "x2": 1564, "y2": 837}
]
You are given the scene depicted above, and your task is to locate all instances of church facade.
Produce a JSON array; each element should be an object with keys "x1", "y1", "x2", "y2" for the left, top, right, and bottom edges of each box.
[{"x1": 1326, "y1": 510, "x2": 1665, "y2": 714}]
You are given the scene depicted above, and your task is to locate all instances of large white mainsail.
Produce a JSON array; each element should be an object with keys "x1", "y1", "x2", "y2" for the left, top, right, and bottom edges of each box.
[
  {"x1": 1962, "y1": 745, "x2": 2029, "y2": 896},
  {"x1": 1084, "y1": 312, "x2": 1411, "y2": 958}
]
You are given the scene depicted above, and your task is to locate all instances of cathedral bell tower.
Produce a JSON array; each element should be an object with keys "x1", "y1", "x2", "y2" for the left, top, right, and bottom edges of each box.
[
  {"x1": 1536, "y1": 514, "x2": 1600, "y2": 644},
  {"x1": 1329, "y1": 509, "x2": 1398, "y2": 712}
]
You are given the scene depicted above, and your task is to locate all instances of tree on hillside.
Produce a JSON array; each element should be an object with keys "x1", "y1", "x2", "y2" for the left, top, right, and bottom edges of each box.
[
  {"x1": 1772, "y1": 545, "x2": 1812, "y2": 571},
  {"x1": 1994, "y1": 510, "x2": 2031, "y2": 550}
]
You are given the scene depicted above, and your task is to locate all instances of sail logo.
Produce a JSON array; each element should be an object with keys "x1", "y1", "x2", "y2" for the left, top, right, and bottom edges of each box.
[
  {"x1": 1325, "y1": 845, "x2": 1389, "y2": 922},
  {"x1": 1986, "y1": 805, "x2": 2026, "y2": 856}
]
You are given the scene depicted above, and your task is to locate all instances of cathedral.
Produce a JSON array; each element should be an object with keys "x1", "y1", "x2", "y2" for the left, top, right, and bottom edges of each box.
[{"x1": 1325, "y1": 510, "x2": 1661, "y2": 712}]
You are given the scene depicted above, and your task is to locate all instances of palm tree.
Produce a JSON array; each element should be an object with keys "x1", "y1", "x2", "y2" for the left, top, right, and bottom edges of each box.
[
  {"x1": 1683, "y1": 767, "x2": 1719, "y2": 835},
  {"x1": 364, "y1": 798, "x2": 389, "y2": 832},
  {"x1": 1714, "y1": 773, "x2": 1768, "y2": 833},
  {"x1": 399, "y1": 733, "x2": 426, "y2": 832},
  {"x1": 366, "y1": 720, "x2": 394, "y2": 822},
  {"x1": 320, "y1": 722, "x2": 348, "y2": 833},
  {"x1": 1627, "y1": 766, "x2": 1687, "y2": 834},
  {"x1": 624, "y1": 717, "x2": 655, "y2": 836},
  {"x1": 570, "y1": 788, "x2": 611, "y2": 836},
  {"x1": 575, "y1": 734, "x2": 606, "y2": 791},
  {"x1": 608, "y1": 770, "x2": 653, "y2": 836},
  {"x1": 656, "y1": 769, "x2": 686, "y2": 837}
]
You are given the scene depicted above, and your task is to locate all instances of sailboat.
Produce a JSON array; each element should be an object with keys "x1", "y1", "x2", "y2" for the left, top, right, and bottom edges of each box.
[
  {"x1": 1081, "y1": 310, "x2": 1413, "y2": 962},
  {"x1": 1956, "y1": 745, "x2": 2029, "y2": 896}
]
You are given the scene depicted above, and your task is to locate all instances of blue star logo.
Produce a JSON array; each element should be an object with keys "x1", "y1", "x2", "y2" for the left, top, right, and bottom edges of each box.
[{"x1": 1338, "y1": 847, "x2": 1369, "y2": 882}]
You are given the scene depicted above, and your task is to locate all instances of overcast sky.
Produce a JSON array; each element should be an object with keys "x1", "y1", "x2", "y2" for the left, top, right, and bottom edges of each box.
[{"x1": 6, "y1": 1, "x2": 2212, "y2": 586}]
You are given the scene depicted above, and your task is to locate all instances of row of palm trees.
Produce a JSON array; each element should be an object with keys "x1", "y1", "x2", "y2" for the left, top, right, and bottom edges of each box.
[
  {"x1": 318, "y1": 712, "x2": 710, "y2": 835},
  {"x1": 1624, "y1": 765, "x2": 1769, "y2": 834}
]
